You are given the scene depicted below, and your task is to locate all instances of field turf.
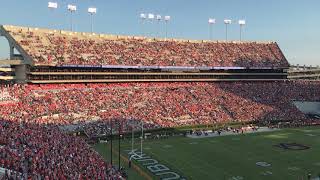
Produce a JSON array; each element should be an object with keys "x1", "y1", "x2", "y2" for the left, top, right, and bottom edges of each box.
[{"x1": 94, "y1": 127, "x2": 320, "y2": 180}]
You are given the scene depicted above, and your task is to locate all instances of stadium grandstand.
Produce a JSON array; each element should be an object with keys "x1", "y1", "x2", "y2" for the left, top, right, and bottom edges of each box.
[
  {"x1": 0, "y1": 25, "x2": 289, "y2": 84},
  {"x1": 1, "y1": 24, "x2": 320, "y2": 179}
]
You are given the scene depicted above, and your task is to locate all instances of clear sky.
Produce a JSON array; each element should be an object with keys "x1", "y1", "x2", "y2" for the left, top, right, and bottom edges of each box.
[{"x1": 0, "y1": 0, "x2": 319, "y2": 66}]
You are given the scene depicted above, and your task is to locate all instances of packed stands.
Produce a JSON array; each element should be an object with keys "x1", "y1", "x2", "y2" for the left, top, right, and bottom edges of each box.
[
  {"x1": 2, "y1": 25, "x2": 288, "y2": 68},
  {"x1": 0, "y1": 119, "x2": 123, "y2": 179},
  {"x1": 1, "y1": 81, "x2": 319, "y2": 129}
]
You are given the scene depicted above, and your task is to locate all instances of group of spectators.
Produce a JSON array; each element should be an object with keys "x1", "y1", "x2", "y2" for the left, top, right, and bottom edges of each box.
[
  {"x1": 6, "y1": 26, "x2": 289, "y2": 67},
  {"x1": 0, "y1": 119, "x2": 124, "y2": 179},
  {"x1": 1, "y1": 80, "x2": 320, "y2": 132}
]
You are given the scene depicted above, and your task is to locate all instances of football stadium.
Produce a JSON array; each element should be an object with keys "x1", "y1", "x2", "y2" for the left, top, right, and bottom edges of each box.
[{"x1": 1, "y1": 1, "x2": 320, "y2": 180}]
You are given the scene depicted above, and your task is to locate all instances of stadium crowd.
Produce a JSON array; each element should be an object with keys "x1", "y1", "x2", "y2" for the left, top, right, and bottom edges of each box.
[
  {"x1": 1, "y1": 81, "x2": 320, "y2": 132},
  {"x1": 6, "y1": 26, "x2": 288, "y2": 67},
  {"x1": 0, "y1": 119, "x2": 124, "y2": 179},
  {"x1": 1, "y1": 81, "x2": 319, "y2": 178}
]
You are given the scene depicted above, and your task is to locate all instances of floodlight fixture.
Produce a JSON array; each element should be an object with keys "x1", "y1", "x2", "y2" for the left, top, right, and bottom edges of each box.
[
  {"x1": 224, "y1": 19, "x2": 232, "y2": 41},
  {"x1": 148, "y1": 13, "x2": 155, "y2": 20},
  {"x1": 208, "y1": 18, "x2": 216, "y2": 24},
  {"x1": 239, "y1": 20, "x2": 246, "y2": 25},
  {"x1": 156, "y1": 15, "x2": 162, "y2": 21},
  {"x1": 67, "y1": 4, "x2": 77, "y2": 12},
  {"x1": 140, "y1": 13, "x2": 147, "y2": 19},
  {"x1": 164, "y1": 15, "x2": 171, "y2": 21},
  {"x1": 224, "y1": 19, "x2": 232, "y2": 24},
  {"x1": 88, "y1": 7, "x2": 97, "y2": 14},
  {"x1": 48, "y1": 2, "x2": 58, "y2": 9}
]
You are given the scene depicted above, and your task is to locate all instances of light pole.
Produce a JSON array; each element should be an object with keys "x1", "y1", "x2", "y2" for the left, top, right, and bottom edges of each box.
[
  {"x1": 67, "y1": 4, "x2": 77, "y2": 31},
  {"x1": 140, "y1": 13, "x2": 147, "y2": 37},
  {"x1": 48, "y1": 2, "x2": 58, "y2": 28},
  {"x1": 224, "y1": 19, "x2": 232, "y2": 41},
  {"x1": 208, "y1": 18, "x2": 216, "y2": 40},
  {"x1": 156, "y1": 14, "x2": 162, "y2": 38},
  {"x1": 148, "y1": 13, "x2": 155, "y2": 37},
  {"x1": 88, "y1": 7, "x2": 97, "y2": 33},
  {"x1": 164, "y1": 15, "x2": 171, "y2": 40},
  {"x1": 238, "y1": 20, "x2": 246, "y2": 42}
]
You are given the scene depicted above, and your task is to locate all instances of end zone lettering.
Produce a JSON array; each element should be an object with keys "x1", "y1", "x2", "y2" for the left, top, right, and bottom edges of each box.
[{"x1": 128, "y1": 149, "x2": 186, "y2": 180}]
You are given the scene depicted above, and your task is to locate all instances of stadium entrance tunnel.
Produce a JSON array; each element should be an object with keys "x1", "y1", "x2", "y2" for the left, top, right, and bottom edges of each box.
[{"x1": 293, "y1": 101, "x2": 320, "y2": 118}]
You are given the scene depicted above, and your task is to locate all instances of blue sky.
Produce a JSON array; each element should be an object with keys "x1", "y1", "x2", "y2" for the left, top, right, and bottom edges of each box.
[{"x1": 0, "y1": 0, "x2": 319, "y2": 66}]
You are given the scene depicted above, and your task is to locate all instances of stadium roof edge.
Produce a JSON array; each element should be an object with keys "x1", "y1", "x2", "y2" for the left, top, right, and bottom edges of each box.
[{"x1": 2, "y1": 24, "x2": 278, "y2": 44}]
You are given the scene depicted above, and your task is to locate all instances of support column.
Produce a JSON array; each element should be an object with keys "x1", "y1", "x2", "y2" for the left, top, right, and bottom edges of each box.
[
  {"x1": 9, "y1": 43, "x2": 14, "y2": 60},
  {"x1": 14, "y1": 64, "x2": 27, "y2": 84}
]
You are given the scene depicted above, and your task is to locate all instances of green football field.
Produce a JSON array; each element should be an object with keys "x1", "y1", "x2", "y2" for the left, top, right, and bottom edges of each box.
[{"x1": 94, "y1": 127, "x2": 320, "y2": 180}]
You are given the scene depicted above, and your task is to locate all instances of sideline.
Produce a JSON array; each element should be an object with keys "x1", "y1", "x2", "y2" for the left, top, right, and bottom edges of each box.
[{"x1": 187, "y1": 127, "x2": 280, "y2": 139}]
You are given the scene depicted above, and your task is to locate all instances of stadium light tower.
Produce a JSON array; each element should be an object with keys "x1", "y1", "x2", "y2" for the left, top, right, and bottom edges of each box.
[
  {"x1": 238, "y1": 20, "x2": 246, "y2": 41},
  {"x1": 88, "y1": 7, "x2": 97, "y2": 33},
  {"x1": 156, "y1": 14, "x2": 162, "y2": 38},
  {"x1": 164, "y1": 15, "x2": 171, "y2": 40},
  {"x1": 208, "y1": 18, "x2": 216, "y2": 40},
  {"x1": 224, "y1": 19, "x2": 232, "y2": 41},
  {"x1": 140, "y1": 13, "x2": 147, "y2": 37},
  {"x1": 48, "y1": 2, "x2": 58, "y2": 28},
  {"x1": 67, "y1": 4, "x2": 77, "y2": 31},
  {"x1": 148, "y1": 13, "x2": 155, "y2": 37}
]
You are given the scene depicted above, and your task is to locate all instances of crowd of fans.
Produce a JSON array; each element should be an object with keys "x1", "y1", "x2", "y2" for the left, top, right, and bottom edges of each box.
[
  {"x1": 0, "y1": 119, "x2": 124, "y2": 179},
  {"x1": 1, "y1": 81, "x2": 319, "y2": 178},
  {"x1": 5, "y1": 26, "x2": 289, "y2": 67},
  {"x1": 1, "y1": 81, "x2": 320, "y2": 131}
]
